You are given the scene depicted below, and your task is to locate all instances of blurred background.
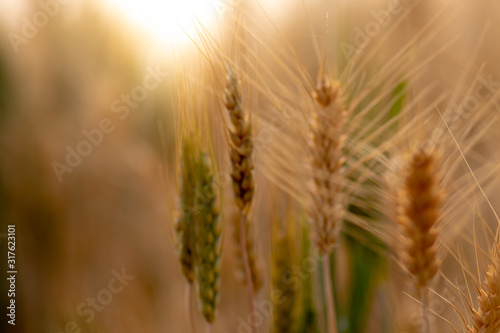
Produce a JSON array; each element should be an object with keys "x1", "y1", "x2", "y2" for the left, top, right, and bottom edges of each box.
[{"x1": 0, "y1": 0, "x2": 499, "y2": 332}]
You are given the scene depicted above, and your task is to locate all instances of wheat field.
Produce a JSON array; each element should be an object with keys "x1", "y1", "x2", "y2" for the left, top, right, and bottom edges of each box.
[{"x1": 1, "y1": 1, "x2": 500, "y2": 333}]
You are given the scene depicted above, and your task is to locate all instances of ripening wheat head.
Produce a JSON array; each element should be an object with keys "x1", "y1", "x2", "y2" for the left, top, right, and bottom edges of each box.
[
  {"x1": 308, "y1": 77, "x2": 347, "y2": 254},
  {"x1": 394, "y1": 148, "x2": 443, "y2": 295},
  {"x1": 224, "y1": 67, "x2": 254, "y2": 216},
  {"x1": 467, "y1": 243, "x2": 500, "y2": 333},
  {"x1": 454, "y1": 211, "x2": 500, "y2": 333},
  {"x1": 375, "y1": 53, "x2": 500, "y2": 332},
  {"x1": 211, "y1": 0, "x2": 468, "y2": 250}
]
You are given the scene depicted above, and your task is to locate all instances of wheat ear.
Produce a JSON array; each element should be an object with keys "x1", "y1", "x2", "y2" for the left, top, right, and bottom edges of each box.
[
  {"x1": 396, "y1": 148, "x2": 442, "y2": 333},
  {"x1": 176, "y1": 140, "x2": 197, "y2": 283},
  {"x1": 224, "y1": 69, "x2": 254, "y2": 214},
  {"x1": 194, "y1": 152, "x2": 221, "y2": 325},
  {"x1": 223, "y1": 67, "x2": 257, "y2": 332},
  {"x1": 309, "y1": 77, "x2": 346, "y2": 254},
  {"x1": 309, "y1": 75, "x2": 346, "y2": 333},
  {"x1": 175, "y1": 139, "x2": 197, "y2": 333},
  {"x1": 467, "y1": 244, "x2": 500, "y2": 333}
]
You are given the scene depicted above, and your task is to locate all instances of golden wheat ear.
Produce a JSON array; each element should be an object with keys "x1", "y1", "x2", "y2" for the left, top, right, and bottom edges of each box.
[
  {"x1": 390, "y1": 147, "x2": 443, "y2": 333},
  {"x1": 308, "y1": 72, "x2": 347, "y2": 333},
  {"x1": 224, "y1": 67, "x2": 254, "y2": 215},
  {"x1": 309, "y1": 76, "x2": 347, "y2": 255},
  {"x1": 396, "y1": 148, "x2": 442, "y2": 295},
  {"x1": 223, "y1": 65, "x2": 258, "y2": 332},
  {"x1": 467, "y1": 243, "x2": 500, "y2": 333}
]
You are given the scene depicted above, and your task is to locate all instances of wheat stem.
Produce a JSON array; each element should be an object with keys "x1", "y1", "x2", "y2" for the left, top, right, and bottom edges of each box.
[
  {"x1": 240, "y1": 213, "x2": 257, "y2": 333},
  {"x1": 421, "y1": 293, "x2": 431, "y2": 333},
  {"x1": 185, "y1": 282, "x2": 196, "y2": 333},
  {"x1": 232, "y1": 213, "x2": 262, "y2": 292},
  {"x1": 322, "y1": 255, "x2": 337, "y2": 333}
]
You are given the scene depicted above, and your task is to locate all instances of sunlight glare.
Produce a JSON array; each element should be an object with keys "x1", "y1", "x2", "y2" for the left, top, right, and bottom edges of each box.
[{"x1": 101, "y1": 0, "x2": 224, "y2": 47}]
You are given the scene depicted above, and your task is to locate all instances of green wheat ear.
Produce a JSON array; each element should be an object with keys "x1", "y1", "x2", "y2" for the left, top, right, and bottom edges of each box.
[
  {"x1": 175, "y1": 138, "x2": 198, "y2": 284},
  {"x1": 194, "y1": 152, "x2": 221, "y2": 323}
]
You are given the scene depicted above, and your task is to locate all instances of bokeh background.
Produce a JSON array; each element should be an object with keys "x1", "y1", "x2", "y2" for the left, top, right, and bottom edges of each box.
[{"x1": 1, "y1": 0, "x2": 500, "y2": 332}]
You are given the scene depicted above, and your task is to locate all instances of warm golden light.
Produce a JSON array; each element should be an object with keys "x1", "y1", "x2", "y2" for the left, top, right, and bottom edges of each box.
[{"x1": 101, "y1": 0, "x2": 224, "y2": 46}]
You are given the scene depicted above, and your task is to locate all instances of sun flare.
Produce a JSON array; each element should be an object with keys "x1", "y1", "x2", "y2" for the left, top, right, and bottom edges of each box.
[{"x1": 101, "y1": 0, "x2": 224, "y2": 46}]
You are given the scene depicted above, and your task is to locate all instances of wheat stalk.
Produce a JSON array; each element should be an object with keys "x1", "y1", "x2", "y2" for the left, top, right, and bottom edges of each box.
[
  {"x1": 231, "y1": 212, "x2": 262, "y2": 293},
  {"x1": 308, "y1": 74, "x2": 347, "y2": 333},
  {"x1": 223, "y1": 66, "x2": 257, "y2": 332},
  {"x1": 395, "y1": 148, "x2": 442, "y2": 333}
]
